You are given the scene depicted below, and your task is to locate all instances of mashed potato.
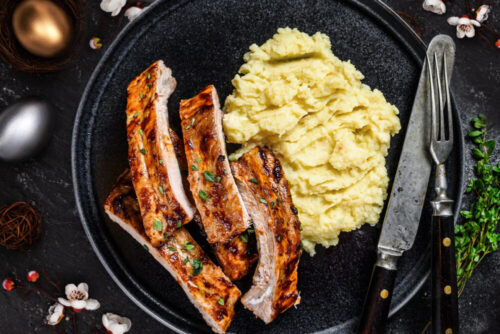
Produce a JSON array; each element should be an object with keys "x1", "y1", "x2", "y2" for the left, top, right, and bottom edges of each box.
[{"x1": 223, "y1": 28, "x2": 401, "y2": 255}]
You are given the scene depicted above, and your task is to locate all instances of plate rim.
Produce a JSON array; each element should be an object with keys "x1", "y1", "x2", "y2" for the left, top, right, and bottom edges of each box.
[{"x1": 71, "y1": 0, "x2": 465, "y2": 332}]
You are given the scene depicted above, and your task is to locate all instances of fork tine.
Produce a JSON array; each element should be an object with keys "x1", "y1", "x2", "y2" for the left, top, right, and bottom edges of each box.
[
  {"x1": 428, "y1": 55, "x2": 437, "y2": 142},
  {"x1": 443, "y1": 55, "x2": 453, "y2": 143},
  {"x1": 434, "y1": 52, "x2": 445, "y2": 141}
]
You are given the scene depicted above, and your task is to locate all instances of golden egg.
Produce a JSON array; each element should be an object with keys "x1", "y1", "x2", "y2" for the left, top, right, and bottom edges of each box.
[{"x1": 12, "y1": 0, "x2": 72, "y2": 58}]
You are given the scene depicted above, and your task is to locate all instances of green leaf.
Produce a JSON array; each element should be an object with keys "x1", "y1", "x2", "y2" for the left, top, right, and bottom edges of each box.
[
  {"x1": 184, "y1": 242, "x2": 195, "y2": 251},
  {"x1": 485, "y1": 140, "x2": 496, "y2": 155},
  {"x1": 259, "y1": 198, "x2": 267, "y2": 204},
  {"x1": 169, "y1": 247, "x2": 177, "y2": 252},
  {"x1": 139, "y1": 148, "x2": 146, "y2": 154},
  {"x1": 250, "y1": 178, "x2": 258, "y2": 184},
  {"x1": 472, "y1": 148, "x2": 484, "y2": 159},
  {"x1": 240, "y1": 234, "x2": 248, "y2": 243},
  {"x1": 191, "y1": 164, "x2": 198, "y2": 171},
  {"x1": 468, "y1": 130, "x2": 482, "y2": 137},
  {"x1": 218, "y1": 298, "x2": 225, "y2": 306},
  {"x1": 192, "y1": 258, "x2": 203, "y2": 276}
]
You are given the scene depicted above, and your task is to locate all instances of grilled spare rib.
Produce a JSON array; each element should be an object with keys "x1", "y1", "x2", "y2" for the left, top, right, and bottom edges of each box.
[
  {"x1": 172, "y1": 128, "x2": 257, "y2": 281},
  {"x1": 180, "y1": 85, "x2": 250, "y2": 244},
  {"x1": 231, "y1": 147, "x2": 302, "y2": 323},
  {"x1": 104, "y1": 170, "x2": 241, "y2": 334},
  {"x1": 126, "y1": 60, "x2": 194, "y2": 247},
  {"x1": 192, "y1": 214, "x2": 258, "y2": 282}
]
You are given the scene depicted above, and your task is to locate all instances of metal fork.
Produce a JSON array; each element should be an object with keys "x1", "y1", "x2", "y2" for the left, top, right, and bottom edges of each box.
[{"x1": 428, "y1": 51, "x2": 459, "y2": 334}]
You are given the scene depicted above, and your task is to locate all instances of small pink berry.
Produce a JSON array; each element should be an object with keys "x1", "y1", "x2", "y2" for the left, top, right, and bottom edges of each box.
[
  {"x1": 2, "y1": 278, "x2": 15, "y2": 291},
  {"x1": 26, "y1": 270, "x2": 39, "y2": 283},
  {"x1": 496, "y1": 39, "x2": 500, "y2": 49}
]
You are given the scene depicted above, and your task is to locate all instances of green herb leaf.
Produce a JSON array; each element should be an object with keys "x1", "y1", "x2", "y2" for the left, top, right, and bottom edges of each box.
[
  {"x1": 139, "y1": 129, "x2": 144, "y2": 136},
  {"x1": 270, "y1": 202, "x2": 275, "y2": 207},
  {"x1": 199, "y1": 190, "x2": 210, "y2": 201},
  {"x1": 159, "y1": 159, "x2": 163, "y2": 165},
  {"x1": 192, "y1": 258, "x2": 203, "y2": 276},
  {"x1": 218, "y1": 298, "x2": 225, "y2": 306},
  {"x1": 191, "y1": 164, "x2": 198, "y2": 171},
  {"x1": 468, "y1": 130, "x2": 482, "y2": 137},
  {"x1": 163, "y1": 233, "x2": 168, "y2": 240},
  {"x1": 240, "y1": 234, "x2": 248, "y2": 243},
  {"x1": 169, "y1": 247, "x2": 177, "y2": 252},
  {"x1": 276, "y1": 235, "x2": 281, "y2": 242},
  {"x1": 139, "y1": 148, "x2": 146, "y2": 154},
  {"x1": 142, "y1": 244, "x2": 149, "y2": 251},
  {"x1": 177, "y1": 221, "x2": 182, "y2": 228},
  {"x1": 140, "y1": 93, "x2": 145, "y2": 99},
  {"x1": 259, "y1": 198, "x2": 267, "y2": 204},
  {"x1": 183, "y1": 258, "x2": 190, "y2": 264},
  {"x1": 153, "y1": 219, "x2": 162, "y2": 231},
  {"x1": 184, "y1": 242, "x2": 195, "y2": 251},
  {"x1": 223, "y1": 169, "x2": 228, "y2": 175},
  {"x1": 133, "y1": 112, "x2": 138, "y2": 118},
  {"x1": 299, "y1": 224, "x2": 303, "y2": 231},
  {"x1": 248, "y1": 229, "x2": 255, "y2": 234},
  {"x1": 204, "y1": 171, "x2": 215, "y2": 182},
  {"x1": 195, "y1": 157, "x2": 202, "y2": 163},
  {"x1": 158, "y1": 186, "x2": 164, "y2": 194},
  {"x1": 216, "y1": 176, "x2": 221, "y2": 182},
  {"x1": 250, "y1": 178, "x2": 258, "y2": 184},
  {"x1": 147, "y1": 73, "x2": 151, "y2": 79}
]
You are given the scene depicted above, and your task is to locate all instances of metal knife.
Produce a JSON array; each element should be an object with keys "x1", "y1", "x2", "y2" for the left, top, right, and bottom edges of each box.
[{"x1": 357, "y1": 35, "x2": 453, "y2": 334}]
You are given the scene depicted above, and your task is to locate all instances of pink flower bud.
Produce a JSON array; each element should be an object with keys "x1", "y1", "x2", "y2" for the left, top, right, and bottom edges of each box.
[
  {"x1": 2, "y1": 278, "x2": 15, "y2": 291},
  {"x1": 26, "y1": 270, "x2": 39, "y2": 283}
]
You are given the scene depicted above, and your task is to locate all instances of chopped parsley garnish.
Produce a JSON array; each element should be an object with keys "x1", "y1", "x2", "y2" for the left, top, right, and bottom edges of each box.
[
  {"x1": 139, "y1": 148, "x2": 146, "y2": 154},
  {"x1": 169, "y1": 247, "x2": 177, "y2": 252},
  {"x1": 276, "y1": 235, "x2": 281, "y2": 242},
  {"x1": 185, "y1": 119, "x2": 195, "y2": 130},
  {"x1": 184, "y1": 242, "x2": 195, "y2": 251},
  {"x1": 215, "y1": 176, "x2": 221, "y2": 182},
  {"x1": 276, "y1": 198, "x2": 280, "y2": 205},
  {"x1": 191, "y1": 164, "x2": 198, "y2": 171},
  {"x1": 270, "y1": 202, "x2": 275, "y2": 207},
  {"x1": 218, "y1": 298, "x2": 225, "y2": 306},
  {"x1": 147, "y1": 73, "x2": 151, "y2": 80},
  {"x1": 248, "y1": 229, "x2": 255, "y2": 234},
  {"x1": 139, "y1": 93, "x2": 145, "y2": 99},
  {"x1": 204, "y1": 171, "x2": 215, "y2": 182},
  {"x1": 177, "y1": 221, "x2": 182, "y2": 228},
  {"x1": 163, "y1": 233, "x2": 168, "y2": 240},
  {"x1": 133, "y1": 112, "x2": 138, "y2": 118},
  {"x1": 183, "y1": 258, "x2": 190, "y2": 264},
  {"x1": 195, "y1": 157, "x2": 202, "y2": 163},
  {"x1": 153, "y1": 219, "x2": 162, "y2": 231},
  {"x1": 240, "y1": 234, "x2": 248, "y2": 243},
  {"x1": 223, "y1": 169, "x2": 228, "y2": 175},
  {"x1": 199, "y1": 190, "x2": 210, "y2": 201},
  {"x1": 299, "y1": 224, "x2": 303, "y2": 231},
  {"x1": 159, "y1": 159, "x2": 163, "y2": 165},
  {"x1": 158, "y1": 186, "x2": 164, "y2": 194},
  {"x1": 138, "y1": 129, "x2": 144, "y2": 136},
  {"x1": 147, "y1": 83, "x2": 152, "y2": 88},
  {"x1": 192, "y1": 258, "x2": 203, "y2": 276},
  {"x1": 142, "y1": 244, "x2": 149, "y2": 251},
  {"x1": 259, "y1": 198, "x2": 267, "y2": 204},
  {"x1": 250, "y1": 178, "x2": 258, "y2": 184}
]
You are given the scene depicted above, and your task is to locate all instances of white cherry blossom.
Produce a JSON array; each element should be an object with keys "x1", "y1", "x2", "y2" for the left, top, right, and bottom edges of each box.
[
  {"x1": 423, "y1": 0, "x2": 446, "y2": 15},
  {"x1": 475, "y1": 5, "x2": 491, "y2": 23},
  {"x1": 46, "y1": 303, "x2": 65, "y2": 325},
  {"x1": 448, "y1": 15, "x2": 481, "y2": 39},
  {"x1": 57, "y1": 283, "x2": 100, "y2": 312},
  {"x1": 125, "y1": 7, "x2": 144, "y2": 21},
  {"x1": 100, "y1": 0, "x2": 126, "y2": 16},
  {"x1": 102, "y1": 313, "x2": 132, "y2": 334}
]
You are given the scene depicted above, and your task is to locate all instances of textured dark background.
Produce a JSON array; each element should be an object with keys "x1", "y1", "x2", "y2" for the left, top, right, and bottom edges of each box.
[{"x1": 0, "y1": 0, "x2": 498, "y2": 333}]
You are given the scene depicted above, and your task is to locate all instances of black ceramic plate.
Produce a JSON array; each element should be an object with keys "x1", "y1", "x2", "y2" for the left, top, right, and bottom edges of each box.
[{"x1": 72, "y1": 0, "x2": 464, "y2": 333}]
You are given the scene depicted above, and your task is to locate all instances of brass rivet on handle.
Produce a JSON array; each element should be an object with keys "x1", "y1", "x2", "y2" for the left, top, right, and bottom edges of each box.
[
  {"x1": 445, "y1": 328, "x2": 453, "y2": 334},
  {"x1": 380, "y1": 289, "x2": 389, "y2": 299},
  {"x1": 443, "y1": 237, "x2": 451, "y2": 247},
  {"x1": 444, "y1": 285, "x2": 452, "y2": 295}
]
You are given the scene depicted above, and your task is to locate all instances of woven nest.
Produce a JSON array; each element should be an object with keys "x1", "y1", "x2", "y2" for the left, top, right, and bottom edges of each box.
[
  {"x1": 0, "y1": 202, "x2": 42, "y2": 251},
  {"x1": 0, "y1": 0, "x2": 85, "y2": 73}
]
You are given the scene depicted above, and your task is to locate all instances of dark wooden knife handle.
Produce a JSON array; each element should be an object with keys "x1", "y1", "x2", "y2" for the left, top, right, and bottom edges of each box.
[
  {"x1": 358, "y1": 263, "x2": 398, "y2": 334},
  {"x1": 432, "y1": 215, "x2": 459, "y2": 334}
]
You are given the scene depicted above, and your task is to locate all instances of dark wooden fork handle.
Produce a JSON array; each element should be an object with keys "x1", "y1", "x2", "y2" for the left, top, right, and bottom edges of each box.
[
  {"x1": 358, "y1": 264, "x2": 397, "y2": 334},
  {"x1": 432, "y1": 215, "x2": 459, "y2": 334}
]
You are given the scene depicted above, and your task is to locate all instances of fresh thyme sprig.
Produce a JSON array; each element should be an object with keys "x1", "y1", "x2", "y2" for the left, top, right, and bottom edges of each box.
[{"x1": 455, "y1": 114, "x2": 500, "y2": 296}]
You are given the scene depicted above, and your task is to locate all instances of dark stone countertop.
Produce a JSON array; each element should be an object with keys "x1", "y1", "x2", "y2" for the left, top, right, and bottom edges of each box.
[{"x1": 0, "y1": 0, "x2": 498, "y2": 333}]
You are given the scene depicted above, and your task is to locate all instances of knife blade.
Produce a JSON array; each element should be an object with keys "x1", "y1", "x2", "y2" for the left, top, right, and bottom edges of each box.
[{"x1": 358, "y1": 35, "x2": 455, "y2": 334}]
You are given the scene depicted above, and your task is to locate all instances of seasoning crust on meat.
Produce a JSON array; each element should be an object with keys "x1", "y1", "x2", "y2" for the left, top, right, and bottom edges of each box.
[
  {"x1": 104, "y1": 170, "x2": 240, "y2": 334},
  {"x1": 126, "y1": 60, "x2": 195, "y2": 246},
  {"x1": 231, "y1": 147, "x2": 302, "y2": 323},
  {"x1": 180, "y1": 85, "x2": 250, "y2": 244}
]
